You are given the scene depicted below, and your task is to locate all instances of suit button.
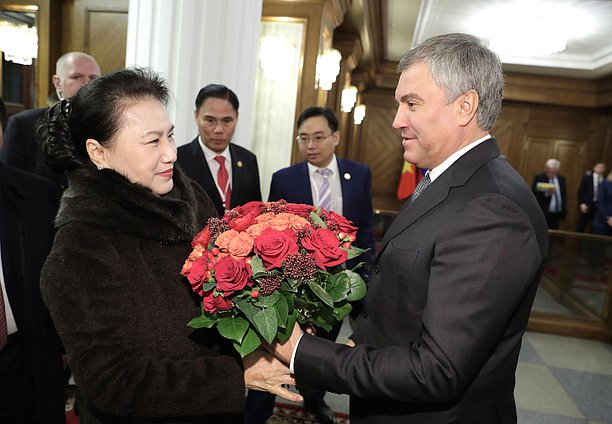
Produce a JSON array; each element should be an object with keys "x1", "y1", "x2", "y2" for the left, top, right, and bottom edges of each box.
[{"x1": 374, "y1": 265, "x2": 380, "y2": 274}]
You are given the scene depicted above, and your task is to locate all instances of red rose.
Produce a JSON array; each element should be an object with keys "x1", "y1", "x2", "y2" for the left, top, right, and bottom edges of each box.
[
  {"x1": 253, "y1": 228, "x2": 299, "y2": 270},
  {"x1": 236, "y1": 201, "x2": 264, "y2": 216},
  {"x1": 202, "y1": 291, "x2": 233, "y2": 314},
  {"x1": 301, "y1": 227, "x2": 347, "y2": 269},
  {"x1": 214, "y1": 256, "x2": 253, "y2": 294},
  {"x1": 283, "y1": 203, "x2": 316, "y2": 218},
  {"x1": 192, "y1": 226, "x2": 211, "y2": 248},
  {"x1": 327, "y1": 211, "x2": 358, "y2": 236},
  {"x1": 186, "y1": 255, "x2": 209, "y2": 295},
  {"x1": 228, "y1": 210, "x2": 258, "y2": 232}
]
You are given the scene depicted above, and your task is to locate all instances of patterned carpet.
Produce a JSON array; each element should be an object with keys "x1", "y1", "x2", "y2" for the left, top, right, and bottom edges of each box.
[{"x1": 267, "y1": 403, "x2": 350, "y2": 424}]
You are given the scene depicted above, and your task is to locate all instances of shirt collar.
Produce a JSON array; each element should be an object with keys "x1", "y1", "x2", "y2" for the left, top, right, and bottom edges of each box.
[
  {"x1": 428, "y1": 134, "x2": 491, "y2": 182},
  {"x1": 306, "y1": 154, "x2": 338, "y2": 177},
  {"x1": 198, "y1": 136, "x2": 230, "y2": 162}
]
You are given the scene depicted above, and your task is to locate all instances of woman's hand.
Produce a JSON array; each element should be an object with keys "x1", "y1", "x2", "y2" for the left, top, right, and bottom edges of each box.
[{"x1": 243, "y1": 350, "x2": 303, "y2": 403}]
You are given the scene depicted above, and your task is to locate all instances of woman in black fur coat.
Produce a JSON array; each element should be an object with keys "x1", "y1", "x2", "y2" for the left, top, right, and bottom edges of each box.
[{"x1": 36, "y1": 68, "x2": 299, "y2": 424}]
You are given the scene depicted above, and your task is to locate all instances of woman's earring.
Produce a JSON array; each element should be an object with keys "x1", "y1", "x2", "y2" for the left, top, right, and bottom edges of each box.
[{"x1": 97, "y1": 165, "x2": 103, "y2": 171}]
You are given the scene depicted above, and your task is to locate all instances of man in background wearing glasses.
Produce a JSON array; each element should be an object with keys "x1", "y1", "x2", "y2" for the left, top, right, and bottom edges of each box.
[{"x1": 267, "y1": 106, "x2": 375, "y2": 424}]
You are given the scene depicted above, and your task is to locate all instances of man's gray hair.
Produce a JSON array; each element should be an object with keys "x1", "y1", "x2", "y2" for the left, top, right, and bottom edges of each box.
[{"x1": 397, "y1": 33, "x2": 504, "y2": 131}]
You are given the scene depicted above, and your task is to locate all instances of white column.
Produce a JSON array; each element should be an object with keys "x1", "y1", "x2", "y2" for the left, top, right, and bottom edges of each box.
[{"x1": 126, "y1": 0, "x2": 262, "y2": 149}]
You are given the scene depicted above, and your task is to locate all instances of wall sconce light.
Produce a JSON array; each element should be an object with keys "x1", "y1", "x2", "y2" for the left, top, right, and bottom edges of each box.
[
  {"x1": 316, "y1": 48, "x2": 341, "y2": 90},
  {"x1": 341, "y1": 85, "x2": 358, "y2": 113},
  {"x1": 258, "y1": 35, "x2": 296, "y2": 82},
  {"x1": 353, "y1": 104, "x2": 366, "y2": 125},
  {"x1": 0, "y1": 21, "x2": 38, "y2": 65}
]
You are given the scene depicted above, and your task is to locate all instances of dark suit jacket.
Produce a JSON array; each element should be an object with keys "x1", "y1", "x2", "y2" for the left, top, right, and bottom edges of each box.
[
  {"x1": 293, "y1": 139, "x2": 548, "y2": 423},
  {"x1": 531, "y1": 172, "x2": 567, "y2": 219},
  {"x1": 577, "y1": 173, "x2": 599, "y2": 210},
  {"x1": 177, "y1": 138, "x2": 262, "y2": 216},
  {"x1": 0, "y1": 108, "x2": 67, "y2": 190},
  {"x1": 268, "y1": 158, "x2": 375, "y2": 267},
  {"x1": 0, "y1": 162, "x2": 65, "y2": 423}
]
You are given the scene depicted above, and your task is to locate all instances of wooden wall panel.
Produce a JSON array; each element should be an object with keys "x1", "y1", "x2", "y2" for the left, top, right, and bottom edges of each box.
[{"x1": 86, "y1": 10, "x2": 127, "y2": 73}]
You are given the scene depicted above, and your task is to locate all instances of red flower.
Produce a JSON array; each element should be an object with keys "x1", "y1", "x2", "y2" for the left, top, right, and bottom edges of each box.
[
  {"x1": 215, "y1": 256, "x2": 253, "y2": 294},
  {"x1": 327, "y1": 211, "x2": 358, "y2": 236},
  {"x1": 283, "y1": 203, "x2": 316, "y2": 218},
  {"x1": 202, "y1": 291, "x2": 233, "y2": 314},
  {"x1": 301, "y1": 227, "x2": 347, "y2": 269},
  {"x1": 186, "y1": 255, "x2": 209, "y2": 295},
  {"x1": 253, "y1": 228, "x2": 299, "y2": 270},
  {"x1": 236, "y1": 201, "x2": 264, "y2": 216},
  {"x1": 228, "y1": 210, "x2": 259, "y2": 232},
  {"x1": 192, "y1": 226, "x2": 211, "y2": 248}
]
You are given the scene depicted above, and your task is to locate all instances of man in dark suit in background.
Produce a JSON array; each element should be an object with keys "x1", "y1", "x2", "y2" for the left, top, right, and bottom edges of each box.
[
  {"x1": 0, "y1": 98, "x2": 66, "y2": 423},
  {"x1": 576, "y1": 161, "x2": 606, "y2": 232},
  {"x1": 532, "y1": 158, "x2": 567, "y2": 229},
  {"x1": 269, "y1": 33, "x2": 548, "y2": 423},
  {"x1": 177, "y1": 84, "x2": 262, "y2": 216},
  {"x1": 268, "y1": 107, "x2": 375, "y2": 424},
  {"x1": 0, "y1": 52, "x2": 101, "y2": 190}
]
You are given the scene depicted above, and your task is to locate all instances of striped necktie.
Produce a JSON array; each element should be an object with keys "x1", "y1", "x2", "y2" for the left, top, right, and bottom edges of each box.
[
  {"x1": 317, "y1": 168, "x2": 332, "y2": 211},
  {"x1": 0, "y1": 283, "x2": 7, "y2": 350},
  {"x1": 410, "y1": 172, "x2": 431, "y2": 203},
  {"x1": 214, "y1": 156, "x2": 232, "y2": 211}
]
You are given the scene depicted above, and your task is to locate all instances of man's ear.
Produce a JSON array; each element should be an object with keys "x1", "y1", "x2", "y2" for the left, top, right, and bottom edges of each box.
[
  {"x1": 458, "y1": 90, "x2": 479, "y2": 126},
  {"x1": 85, "y1": 138, "x2": 108, "y2": 169},
  {"x1": 52, "y1": 75, "x2": 61, "y2": 91}
]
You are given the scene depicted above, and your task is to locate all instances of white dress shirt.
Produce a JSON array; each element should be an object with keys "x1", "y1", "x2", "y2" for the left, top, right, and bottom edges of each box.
[
  {"x1": 197, "y1": 137, "x2": 233, "y2": 203},
  {"x1": 306, "y1": 154, "x2": 344, "y2": 215},
  {"x1": 0, "y1": 241, "x2": 18, "y2": 336}
]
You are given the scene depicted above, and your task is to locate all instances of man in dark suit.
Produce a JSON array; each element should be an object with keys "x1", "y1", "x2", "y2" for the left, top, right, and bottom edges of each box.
[
  {"x1": 269, "y1": 33, "x2": 548, "y2": 423},
  {"x1": 531, "y1": 158, "x2": 567, "y2": 229},
  {"x1": 0, "y1": 98, "x2": 66, "y2": 423},
  {"x1": 177, "y1": 84, "x2": 261, "y2": 217},
  {"x1": 0, "y1": 52, "x2": 101, "y2": 190},
  {"x1": 576, "y1": 161, "x2": 606, "y2": 232},
  {"x1": 268, "y1": 107, "x2": 375, "y2": 424}
]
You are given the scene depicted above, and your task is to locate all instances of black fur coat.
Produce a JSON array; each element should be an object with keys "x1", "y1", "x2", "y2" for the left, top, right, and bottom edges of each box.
[{"x1": 41, "y1": 167, "x2": 245, "y2": 424}]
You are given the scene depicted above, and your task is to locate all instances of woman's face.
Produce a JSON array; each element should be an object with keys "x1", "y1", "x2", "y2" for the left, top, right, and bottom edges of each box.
[{"x1": 101, "y1": 99, "x2": 176, "y2": 195}]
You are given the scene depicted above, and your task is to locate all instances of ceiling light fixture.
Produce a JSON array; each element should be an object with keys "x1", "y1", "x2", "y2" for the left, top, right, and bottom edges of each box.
[
  {"x1": 0, "y1": 20, "x2": 38, "y2": 65},
  {"x1": 341, "y1": 85, "x2": 358, "y2": 113},
  {"x1": 316, "y1": 49, "x2": 341, "y2": 90},
  {"x1": 258, "y1": 35, "x2": 296, "y2": 82},
  {"x1": 353, "y1": 104, "x2": 366, "y2": 125}
]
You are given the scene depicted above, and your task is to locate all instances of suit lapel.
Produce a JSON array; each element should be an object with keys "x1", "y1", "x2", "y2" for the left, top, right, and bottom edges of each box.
[
  {"x1": 298, "y1": 162, "x2": 314, "y2": 205},
  {"x1": 377, "y1": 139, "x2": 501, "y2": 258},
  {"x1": 188, "y1": 138, "x2": 223, "y2": 213}
]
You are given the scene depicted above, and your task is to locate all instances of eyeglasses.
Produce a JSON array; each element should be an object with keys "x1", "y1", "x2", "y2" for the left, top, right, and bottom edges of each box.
[{"x1": 296, "y1": 133, "x2": 334, "y2": 145}]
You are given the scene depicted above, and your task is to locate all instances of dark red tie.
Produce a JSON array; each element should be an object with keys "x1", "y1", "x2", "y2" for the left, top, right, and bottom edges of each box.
[
  {"x1": 214, "y1": 156, "x2": 232, "y2": 211},
  {"x1": 0, "y1": 283, "x2": 7, "y2": 350}
]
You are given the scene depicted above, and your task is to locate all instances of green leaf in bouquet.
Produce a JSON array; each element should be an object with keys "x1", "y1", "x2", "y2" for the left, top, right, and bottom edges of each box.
[
  {"x1": 260, "y1": 291, "x2": 281, "y2": 307},
  {"x1": 253, "y1": 307, "x2": 278, "y2": 344},
  {"x1": 307, "y1": 281, "x2": 334, "y2": 308},
  {"x1": 312, "y1": 311, "x2": 334, "y2": 332},
  {"x1": 309, "y1": 210, "x2": 327, "y2": 228},
  {"x1": 218, "y1": 316, "x2": 249, "y2": 343},
  {"x1": 187, "y1": 314, "x2": 218, "y2": 329},
  {"x1": 345, "y1": 245, "x2": 367, "y2": 261},
  {"x1": 345, "y1": 269, "x2": 367, "y2": 301},
  {"x1": 328, "y1": 273, "x2": 350, "y2": 302},
  {"x1": 273, "y1": 293, "x2": 289, "y2": 328},
  {"x1": 233, "y1": 327, "x2": 261, "y2": 358},
  {"x1": 279, "y1": 288, "x2": 295, "y2": 311},
  {"x1": 202, "y1": 280, "x2": 216, "y2": 292},
  {"x1": 332, "y1": 302, "x2": 353, "y2": 321},
  {"x1": 276, "y1": 309, "x2": 297, "y2": 343},
  {"x1": 285, "y1": 278, "x2": 302, "y2": 290},
  {"x1": 235, "y1": 297, "x2": 260, "y2": 323},
  {"x1": 250, "y1": 255, "x2": 268, "y2": 278}
]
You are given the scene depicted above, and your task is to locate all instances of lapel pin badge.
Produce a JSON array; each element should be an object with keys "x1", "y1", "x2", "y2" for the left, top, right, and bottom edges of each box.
[
  {"x1": 237, "y1": 161, "x2": 243, "y2": 168},
  {"x1": 344, "y1": 172, "x2": 351, "y2": 180}
]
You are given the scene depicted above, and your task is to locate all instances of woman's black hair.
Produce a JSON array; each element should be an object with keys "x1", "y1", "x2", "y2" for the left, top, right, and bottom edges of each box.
[{"x1": 37, "y1": 67, "x2": 169, "y2": 172}]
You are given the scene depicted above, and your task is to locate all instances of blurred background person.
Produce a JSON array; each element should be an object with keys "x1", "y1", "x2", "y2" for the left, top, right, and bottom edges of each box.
[
  {"x1": 0, "y1": 52, "x2": 101, "y2": 190},
  {"x1": 532, "y1": 158, "x2": 567, "y2": 229},
  {"x1": 0, "y1": 96, "x2": 66, "y2": 423},
  {"x1": 36, "y1": 68, "x2": 298, "y2": 424},
  {"x1": 576, "y1": 161, "x2": 606, "y2": 233},
  {"x1": 592, "y1": 171, "x2": 612, "y2": 236},
  {"x1": 177, "y1": 84, "x2": 261, "y2": 216}
]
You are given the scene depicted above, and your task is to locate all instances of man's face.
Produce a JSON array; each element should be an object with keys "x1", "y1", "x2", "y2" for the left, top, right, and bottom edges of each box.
[
  {"x1": 194, "y1": 98, "x2": 238, "y2": 153},
  {"x1": 297, "y1": 115, "x2": 339, "y2": 168},
  {"x1": 54, "y1": 57, "x2": 101, "y2": 99},
  {"x1": 392, "y1": 62, "x2": 465, "y2": 170},
  {"x1": 545, "y1": 166, "x2": 558, "y2": 178},
  {"x1": 593, "y1": 163, "x2": 606, "y2": 176}
]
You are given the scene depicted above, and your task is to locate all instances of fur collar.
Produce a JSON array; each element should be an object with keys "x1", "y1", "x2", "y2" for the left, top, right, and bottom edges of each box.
[{"x1": 57, "y1": 166, "x2": 211, "y2": 243}]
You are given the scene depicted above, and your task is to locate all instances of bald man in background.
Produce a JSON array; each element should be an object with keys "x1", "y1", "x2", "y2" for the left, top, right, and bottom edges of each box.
[{"x1": 0, "y1": 52, "x2": 101, "y2": 189}]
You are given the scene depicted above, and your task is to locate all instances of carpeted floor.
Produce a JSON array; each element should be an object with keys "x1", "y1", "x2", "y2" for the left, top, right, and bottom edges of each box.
[{"x1": 267, "y1": 403, "x2": 349, "y2": 424}]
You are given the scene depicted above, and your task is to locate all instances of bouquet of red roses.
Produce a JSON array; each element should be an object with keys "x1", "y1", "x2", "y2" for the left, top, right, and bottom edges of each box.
[{"x1": 181, "y1": 200, "x2": 367, "y2": 357}]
